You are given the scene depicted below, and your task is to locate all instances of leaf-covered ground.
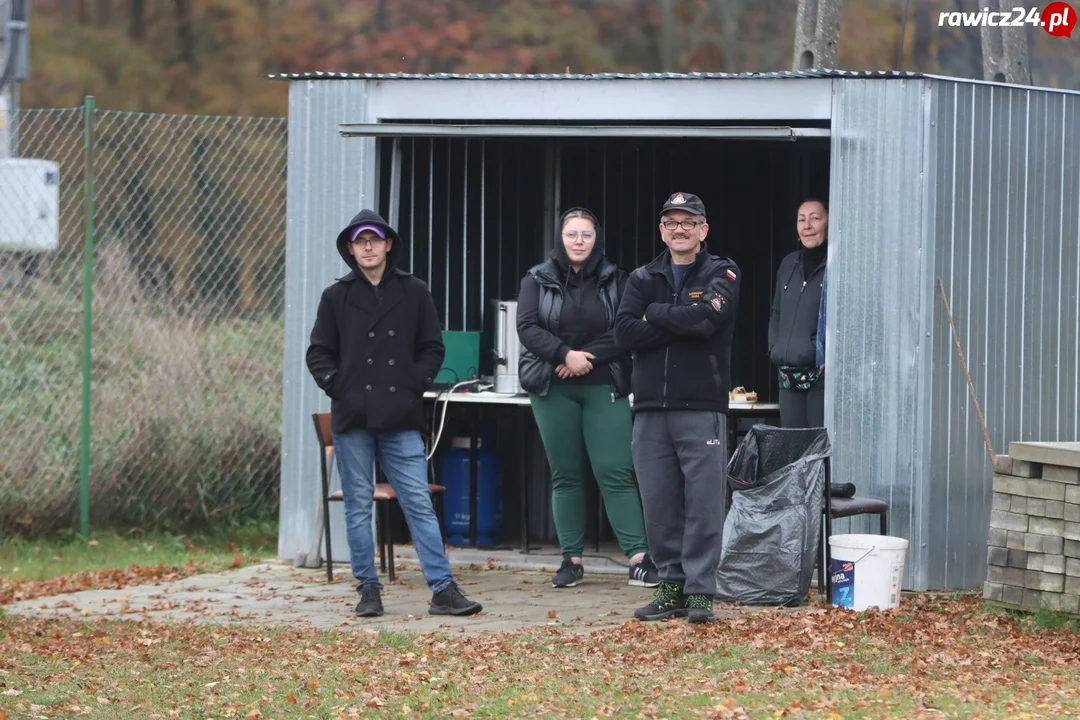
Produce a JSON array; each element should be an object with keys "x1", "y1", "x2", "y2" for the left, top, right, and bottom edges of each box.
[
  {"x1": 0, "y1": 528, "x2": 274, "y2": 606},
  {"x1": 0, "y1": 557, "x2": 265, "y2": 608},
  {"x1": 1, "y1": 593, "x2": 1078, "y2": 719}
]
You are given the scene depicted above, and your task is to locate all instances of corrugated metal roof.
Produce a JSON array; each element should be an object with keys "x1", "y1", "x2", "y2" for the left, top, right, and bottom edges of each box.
[
  {"x1": 269, "y1": 69, "x2": 1080, "y2": 95},
  {"x1": 268, "y1": 69, "x2": 922, "y2": 81}
]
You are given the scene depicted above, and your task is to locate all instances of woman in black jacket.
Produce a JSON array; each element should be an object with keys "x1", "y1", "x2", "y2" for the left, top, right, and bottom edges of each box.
[
  {"x1": 517, "y1": 207, "x2": 658, "y2": 590},
  {"x1": 768, "y1": 198, "x2": 829, "y2": 428}
]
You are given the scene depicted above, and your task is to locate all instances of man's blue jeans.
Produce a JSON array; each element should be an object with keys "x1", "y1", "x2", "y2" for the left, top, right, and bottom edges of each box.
[{"x1": 332, "y1": 428, "x2": 453, "y2": 594}]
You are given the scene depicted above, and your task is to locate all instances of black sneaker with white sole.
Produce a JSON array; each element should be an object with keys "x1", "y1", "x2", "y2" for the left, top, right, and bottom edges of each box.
[
  {"x1": 552, "y1": 556, "x2": 584, "y2": 588},
  {"x1": 354, "y1": 583, "x2": 384, "y2": 617},
  {"x1": 628, "y1": 553, "x2": 660, "y2": 587},
  {"x1": 428, "y1": 582, "x2": 483, "y2": 616}
]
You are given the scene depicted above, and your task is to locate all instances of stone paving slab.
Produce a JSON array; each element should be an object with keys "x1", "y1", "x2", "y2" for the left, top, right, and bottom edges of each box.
[
  {"x1": 3, "y1": 561, "x2": 695, "y2": 635},
  {"x1": 1010, "y1": 441, "x2": 1080, "y2": 469}
]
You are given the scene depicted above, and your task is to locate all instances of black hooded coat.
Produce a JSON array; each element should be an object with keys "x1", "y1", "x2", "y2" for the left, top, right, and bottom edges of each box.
[
  {"x1": 515, "y1": 209, "x2": 631, "y2": 397},
  {"x1": 306, "y1": 210, "x2": 445, "y2": 434}
]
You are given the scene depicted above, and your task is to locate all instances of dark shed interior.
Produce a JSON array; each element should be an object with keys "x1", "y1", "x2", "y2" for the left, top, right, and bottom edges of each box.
[
  {"x1": 373, "y1": 125, "x2": 831, "y2": 546},
  {"x1": 377, "y1": 128, "x2": 830, "y2": 403}
]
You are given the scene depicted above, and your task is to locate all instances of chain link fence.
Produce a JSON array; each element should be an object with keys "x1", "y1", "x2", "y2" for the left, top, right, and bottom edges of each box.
[{"x1": 0, "y1": 100, "x2": 287, "y2": 535}]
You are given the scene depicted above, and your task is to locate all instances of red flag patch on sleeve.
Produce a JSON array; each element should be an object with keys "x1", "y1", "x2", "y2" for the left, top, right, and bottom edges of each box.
[{"x1": 726, "y1": 269, "x2": 737, "y2": 281}]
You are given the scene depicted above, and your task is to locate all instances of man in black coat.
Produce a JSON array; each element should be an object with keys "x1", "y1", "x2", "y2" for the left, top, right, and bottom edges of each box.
[
  {"x1": 614, "y1": 192, "x2": 741, "y2": 624},
  {"x1": 306, "y1": 209, "x2": 482, "y2": 618}
]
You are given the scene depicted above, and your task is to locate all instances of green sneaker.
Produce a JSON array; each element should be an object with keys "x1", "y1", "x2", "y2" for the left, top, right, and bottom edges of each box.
[
  {"x1": 686, "y1": 594, "x2": 715, "y2": 623},
  {"x1": 634, "y1": 581, "x2": 687, "y2": 621}
]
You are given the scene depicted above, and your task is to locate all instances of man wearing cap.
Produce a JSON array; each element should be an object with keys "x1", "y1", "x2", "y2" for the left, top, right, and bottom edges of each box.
[
  {"x1": 614, "y1": 192, "x2": 741, "y2": 623},
  {"x1": 306, "y1": 209, "x2": 483, "y2": 619}
]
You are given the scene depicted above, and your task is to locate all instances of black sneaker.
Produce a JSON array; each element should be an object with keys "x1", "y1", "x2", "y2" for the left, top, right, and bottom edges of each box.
[
  {"x1": 628, "y1": 554, "x2": 660, "y2": 587},
  {"x1": 634, "y1": 581, "x2": 687, "y2": 621},
  {"x1": 686, "y1": 594, "x2": 715, "y2": 623},
  {"x1": 429, "y1": 582, "x2": 483, "y2": 616},
  {"x1": 552, "y1": 556, "x2": 584, "y2": 588},
  {"x1": 354, "y1": 583, "x2": 383, "y2": 617}
]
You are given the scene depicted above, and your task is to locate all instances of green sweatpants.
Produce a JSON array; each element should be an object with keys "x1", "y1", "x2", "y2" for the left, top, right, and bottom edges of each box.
[{"x1": 528, "y1": 380, "x2": 648, "y2": 558}]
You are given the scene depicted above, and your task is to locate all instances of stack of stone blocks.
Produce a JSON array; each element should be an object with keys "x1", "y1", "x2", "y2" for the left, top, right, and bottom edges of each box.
[{"x1": 984, "y1": 441, "x2": 1080, "y2": 616}]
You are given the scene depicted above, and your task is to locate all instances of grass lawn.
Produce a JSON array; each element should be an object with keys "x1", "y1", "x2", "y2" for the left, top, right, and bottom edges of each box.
[
  {"x1": 1, "y1": 593, "x2": 1078, "y2": 719},
  {"x1": 1, "y1": 530, "x2": 1078, "y2": 718},
  {"x1": 0, "y1": 525, "x2": 275, "y2": 605}
]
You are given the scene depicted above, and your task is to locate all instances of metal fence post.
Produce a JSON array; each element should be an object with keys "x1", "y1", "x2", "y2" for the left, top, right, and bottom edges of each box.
[{"x1": 79, "y1": 95, "x2": 95, "y2": 538}]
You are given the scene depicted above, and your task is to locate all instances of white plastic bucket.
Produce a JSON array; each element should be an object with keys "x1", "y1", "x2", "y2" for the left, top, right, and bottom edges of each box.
[{"x1": 828, "y1": 534, "x2": 909, "y2": 611}]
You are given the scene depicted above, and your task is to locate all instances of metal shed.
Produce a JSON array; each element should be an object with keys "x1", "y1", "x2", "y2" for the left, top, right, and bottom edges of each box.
[{"x1": 274, "y1": 70, "x2": 1080, "y2": 592}]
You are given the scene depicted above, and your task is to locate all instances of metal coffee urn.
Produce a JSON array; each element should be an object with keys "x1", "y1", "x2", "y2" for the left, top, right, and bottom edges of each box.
[{"x1": 492, "y1": 300, "x2": 522, "y2": 394}]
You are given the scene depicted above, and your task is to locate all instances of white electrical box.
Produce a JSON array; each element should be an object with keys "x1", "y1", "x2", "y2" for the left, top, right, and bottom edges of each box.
[{"x1": 0, "y1": 159, "x2": 61, "y2": 252}]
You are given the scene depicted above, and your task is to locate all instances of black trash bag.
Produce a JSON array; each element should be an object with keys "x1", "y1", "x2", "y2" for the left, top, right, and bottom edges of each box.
[{"x1": 716, "y1": 425, "x2": 831, "y2": 607}]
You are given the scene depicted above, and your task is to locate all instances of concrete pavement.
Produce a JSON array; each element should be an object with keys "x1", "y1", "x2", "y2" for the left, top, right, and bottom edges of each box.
[{"x1": 3, "y1": 559, "x2": 671, "y2": 635}]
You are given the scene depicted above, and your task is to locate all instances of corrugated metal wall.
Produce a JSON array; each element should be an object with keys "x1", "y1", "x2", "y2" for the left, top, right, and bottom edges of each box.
[
  {"x1": 826, "y1": 78, "x2": 935, "y2": 590},
  {"x1": 926, "y1": 82, "x2": 1080, "y2": 590},
  {"x1": 279, "y1": 80, "x2": 376, "y2": 561}
]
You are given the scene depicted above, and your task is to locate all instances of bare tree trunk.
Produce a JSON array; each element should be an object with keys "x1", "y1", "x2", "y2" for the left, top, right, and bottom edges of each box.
[
  {"x1": 256, "y1": 0, "x2": 272, "y2": 74},
  {"x1": 955, "y1": 0, "x2": 984, "y2": 77},
  {"x1": 96, "y1": 0, "x2": 111, "y2": 26},
  {"x1": 173, "y1": 0, "x2": 197, "y2": 70},
  {"x1": 375, "y1": 0, "x2": 388, "y2": 32},
  {"x1": 659, "y1": 0, "x2": 674, "y2": 71},
  {"x1": 129, "y1": 0, "x2": 146, "y2": 41},
  {"x1": 913, "y1": 0, "x2": 932, "y2": 70}
]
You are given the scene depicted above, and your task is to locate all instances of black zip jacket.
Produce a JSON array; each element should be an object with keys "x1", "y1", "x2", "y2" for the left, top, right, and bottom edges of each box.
[
  {"x1": 614, "y1": 243, "x2": 741, "y2": 414},
  {"x1": 767, "y1": 247, "x2": 826, "y2": 369},
  {"x1": 306, "y1": 210, "x2": 445, "y2": 434},
  {"x1": 516, "y1": 220, "x2": 631, "y2": 397}
]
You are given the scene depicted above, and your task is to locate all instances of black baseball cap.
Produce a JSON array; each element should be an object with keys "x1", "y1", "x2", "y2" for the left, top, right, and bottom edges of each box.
[{"x1": 660, "y1": 192, "x2": 706, "y2": 218}]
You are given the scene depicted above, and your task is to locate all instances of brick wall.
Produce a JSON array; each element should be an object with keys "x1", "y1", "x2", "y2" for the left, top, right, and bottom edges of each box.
[{"x1": 984, "y1": 444, "x2": 1080, "y2": 616}]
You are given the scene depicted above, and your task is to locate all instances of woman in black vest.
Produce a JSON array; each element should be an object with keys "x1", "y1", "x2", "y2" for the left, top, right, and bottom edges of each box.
[
  {"x1": 516, "y1": 207, "x2": 658, "y2": 590},
  {"x1": 768, "y1": 198, "x2": 829, "y2": 428}
]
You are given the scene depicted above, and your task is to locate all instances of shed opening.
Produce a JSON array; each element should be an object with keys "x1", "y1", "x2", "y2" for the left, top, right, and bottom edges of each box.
[{"x1": 371, "y1": 126, "x2": 830, "y2": 404}]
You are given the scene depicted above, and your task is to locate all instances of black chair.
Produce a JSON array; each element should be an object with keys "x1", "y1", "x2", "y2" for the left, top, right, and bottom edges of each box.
[{"x1": 819, "y1": 456, "x2": 890, "y2": 599}]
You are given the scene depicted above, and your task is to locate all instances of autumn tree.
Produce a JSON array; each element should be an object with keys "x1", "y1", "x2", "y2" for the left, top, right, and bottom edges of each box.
[{"x1": 19, "y1": 0, "x2": 1080, "y2": 116}]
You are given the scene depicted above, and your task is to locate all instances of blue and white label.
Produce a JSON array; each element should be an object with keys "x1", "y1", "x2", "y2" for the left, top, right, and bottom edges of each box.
[{"x1": 830, "y1": 558, "x2": 855, "y2": 608}]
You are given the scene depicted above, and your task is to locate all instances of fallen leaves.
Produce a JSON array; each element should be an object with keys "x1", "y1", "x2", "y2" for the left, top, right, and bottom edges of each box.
[
  {"x1": 0, "y1": 592, "x2": 1078, "y2": 718},
  {"x1": 0, "y1": 560, "x2": 255, "y2": 606}
]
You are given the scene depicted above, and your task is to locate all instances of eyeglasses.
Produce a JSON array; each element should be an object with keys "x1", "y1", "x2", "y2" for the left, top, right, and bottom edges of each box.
[
  {"x1": 661, "y1": 219, "x2": 704, "y2": 231},
  {"x1": 350, "y1": 236, "x2": 387, "y2": 247},
  {"x1": 562, "y1": 231, "x2": 595, "y2": 240}
]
